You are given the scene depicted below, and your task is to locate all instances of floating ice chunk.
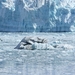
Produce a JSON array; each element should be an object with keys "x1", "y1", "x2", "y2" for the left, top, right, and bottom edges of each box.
[
  {"x1": 54, "y1": 44, "x2": 74, "y2": 49},
  {"x1": 0, "y1": 59, "x2": 4, "y2": 62},
  {"x1": 62, "y1": 44, "x2": 74, "y2": 49},
  {"x1": 34, "y1": 43, "x2": 54, "y2": 50},
  {"x1": 18, "y1": 71, "x2": 22, "y2": 74},
  {"x1": 15, "y1": 37, "x2": 50, "y2": 50},
  {"x1": 0, "y1": 50, "x2": 5, "y2": 52},
  {"x1": 0, "y1": 38, "x2": 2, "y2": 41},
  {"x1": 52, "y1": 40, "x2": 61, "y2": 45}
]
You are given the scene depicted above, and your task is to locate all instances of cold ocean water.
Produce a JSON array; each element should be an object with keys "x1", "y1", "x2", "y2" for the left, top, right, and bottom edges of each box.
[{"x1": 0, "y1": 32, "x2": 75, "y2": 75}]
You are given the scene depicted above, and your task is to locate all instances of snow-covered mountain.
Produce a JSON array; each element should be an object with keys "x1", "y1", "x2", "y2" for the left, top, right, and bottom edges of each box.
[{"x1": 0, "y1": 0, "x2": 75, "y2": 32}]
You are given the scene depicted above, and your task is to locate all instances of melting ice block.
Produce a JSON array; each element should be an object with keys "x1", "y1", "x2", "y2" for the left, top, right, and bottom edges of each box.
[
  {"x1": 15, "y1": 37, "x2": 74, "y2": 50},
  {"x1": 15, "y1": 37, "x2": 49, "y2": 50}
]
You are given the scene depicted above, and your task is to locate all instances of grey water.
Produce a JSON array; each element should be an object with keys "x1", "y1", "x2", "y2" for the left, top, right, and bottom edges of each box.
[{"x1": 0, "y1": 32, "x2": 75, "y2": 75}]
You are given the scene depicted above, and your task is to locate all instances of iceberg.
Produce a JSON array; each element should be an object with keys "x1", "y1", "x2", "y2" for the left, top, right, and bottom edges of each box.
[{"x1": 15, "y1": 37, "x2": 49, "y2": 50}]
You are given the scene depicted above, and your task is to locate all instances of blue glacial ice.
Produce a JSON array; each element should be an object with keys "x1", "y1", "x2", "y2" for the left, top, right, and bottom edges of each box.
[{"x1": 0, "y1": 0, "x2": 75, "y2": 32}]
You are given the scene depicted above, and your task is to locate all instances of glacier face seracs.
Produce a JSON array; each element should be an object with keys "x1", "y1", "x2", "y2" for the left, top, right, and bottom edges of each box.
[
  {"x1": 0, "y1": 0, "x2": 75, "y2": 32},
  {"x1": 22, "y1": 0, "x2": 46, "y2": 11},
  {"x1": 2, "y1": 0, "x2": 15, "y2": 11},
  {"x1": 49, "y1": 0, "x2": 75, "y2": 32}
]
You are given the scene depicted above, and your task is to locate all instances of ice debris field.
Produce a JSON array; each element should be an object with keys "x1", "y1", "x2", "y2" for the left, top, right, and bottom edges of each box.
[{"x1": 0, "y1": 32, "x2": 75, "y2": 75}]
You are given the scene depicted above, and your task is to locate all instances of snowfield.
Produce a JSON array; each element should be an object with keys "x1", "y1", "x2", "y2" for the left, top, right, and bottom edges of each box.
[{"x1": 0, "y1": 32, "x2": 75, "y2": 75}]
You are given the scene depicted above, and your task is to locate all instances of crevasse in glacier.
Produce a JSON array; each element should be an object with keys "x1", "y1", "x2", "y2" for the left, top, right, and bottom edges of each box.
[{"x1": 0, "y1": 0, "x2": 75, "y2": 32}]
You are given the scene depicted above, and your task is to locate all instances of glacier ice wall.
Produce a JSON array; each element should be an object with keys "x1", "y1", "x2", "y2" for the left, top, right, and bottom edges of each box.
[
  {"x1": 2, "y1": 0, "x2": 15, "y2": 11},
  {"x1": 49, "y1": 0, "x2": 75, "y2": 32},
  {"x1": 0, "y1": 0, "x2": 75, "y2": 32}
]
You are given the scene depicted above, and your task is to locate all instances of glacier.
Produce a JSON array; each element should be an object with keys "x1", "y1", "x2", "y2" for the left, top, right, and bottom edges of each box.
[
  {"x1": 2, "y1": 0, "x2": 15, "y2": 11},
  {"x1": 0, "y1": 0, "x2": 75, "y2": 32}
]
